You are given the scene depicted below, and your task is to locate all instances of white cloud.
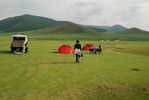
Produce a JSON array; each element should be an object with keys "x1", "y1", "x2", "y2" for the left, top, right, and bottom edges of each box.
[{"x1": 0, "y1": 0, "x2": 149, "y2": 31}]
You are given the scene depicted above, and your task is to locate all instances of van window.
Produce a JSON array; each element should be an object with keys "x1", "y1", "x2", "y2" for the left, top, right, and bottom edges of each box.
[{"x1": 13, "y1": 37, "x2": 25, "y2": 40}]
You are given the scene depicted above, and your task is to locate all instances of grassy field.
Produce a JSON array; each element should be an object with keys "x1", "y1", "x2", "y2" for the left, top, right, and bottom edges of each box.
[{"x1": 0, "y1": 33, "x2": 149, "y2": 100}]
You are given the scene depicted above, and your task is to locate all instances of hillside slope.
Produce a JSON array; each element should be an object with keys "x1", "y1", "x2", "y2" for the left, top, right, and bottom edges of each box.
[
  {"x1": 81, "y1": 25, "x2": 110, "y2": 30},
  {"x1": 119, "y1": 27, "x2": 149, "y2": 34},
  {"x1": 39, "y1": 22, "x2": 99, "y2": 34},
  {"x1": 81, "y1": 25, "x2": 107, "y2": 32},
  {"x1": 88, "y1": 27, "x2": 107, "y2": 32},
  {"x1": 0, "y1": 14, "x2": 69, "y2": 32},
  {"x1": 81, "y1": 24, "x2": 128, "y2": 32},
  {"x1": 107, "y1": 24, "x2": 128, "y2": 32}
]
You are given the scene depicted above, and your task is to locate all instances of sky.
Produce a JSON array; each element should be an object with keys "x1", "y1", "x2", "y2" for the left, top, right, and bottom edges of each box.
[{"x1": 0, "y1": 0, "x2": 149, "y2": 31}]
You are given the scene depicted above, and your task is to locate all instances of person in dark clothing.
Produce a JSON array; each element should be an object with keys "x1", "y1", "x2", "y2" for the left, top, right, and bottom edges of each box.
[
  {"x1": 89, "y1": 45, "x2": 102, "y2": 54},
  {"x1": 97, "y1": 45, "x2": 102, "y2": 52},
  {"x1": 74, "y1": 40, "x2": 82, "y2": 63}
]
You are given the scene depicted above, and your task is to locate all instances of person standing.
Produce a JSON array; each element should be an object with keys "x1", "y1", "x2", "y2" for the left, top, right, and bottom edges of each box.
[{"x1": 74, "y1": 40, "x2": 82, "y2": 63}]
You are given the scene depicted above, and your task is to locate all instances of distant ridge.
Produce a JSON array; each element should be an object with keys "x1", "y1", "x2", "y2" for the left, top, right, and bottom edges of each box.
[
  {"x1": 87, "y1": 27, "x2": 107, "y2": 32},
  {"x1": 39, "y1": 22, "x2": 98, "y2": 34},
  {"x1": 81, "y1": 25, "x2": 108, "y2": 32},
  {"x1": 107, "y1": 24, "x2": 128, "y2": 32},
  {"x1": 0, "y1": 14, "x2": 69, "y2": 32},
  {"x1": 120, "y1": 27, "x2": 149, "y2": 34},
  {"x1": 81, "y1": 24, "x2": 128, "y2": 32},
  {"x1": 81, "y1": 25, "x2": 110, "y2": 30}
]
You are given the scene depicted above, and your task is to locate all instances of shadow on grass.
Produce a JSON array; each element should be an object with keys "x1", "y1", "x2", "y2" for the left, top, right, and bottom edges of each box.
[
  {"x1": 49, "y1": 62, "x2": 76, "y2": 65},
  {"x1": 0, "y1": 50, "x2": 11, "y2": 54}
]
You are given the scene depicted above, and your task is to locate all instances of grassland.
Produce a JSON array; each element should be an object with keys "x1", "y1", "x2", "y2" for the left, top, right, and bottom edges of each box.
[{"x1": 0, "y1": 32, "x2": 149, "y2": 100}]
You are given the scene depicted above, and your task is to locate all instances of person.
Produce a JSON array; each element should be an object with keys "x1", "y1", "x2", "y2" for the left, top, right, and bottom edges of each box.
[
  {"x1": 89, "y1": 45, "x2": 102, "y2": 54},
  {"x1": 74, "y1": 40, "x2": 82, "y2": 63},
  {"x1": 97, "y1": 45, "x2": 102, "y2": 52}
]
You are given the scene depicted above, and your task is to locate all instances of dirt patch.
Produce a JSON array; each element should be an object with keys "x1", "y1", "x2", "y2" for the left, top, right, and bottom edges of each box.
[
  {"x1": 131, "y1": 68, "x2": 141, "y2": 71},
  {"x1": 132, "y1": 85, "x2": 148, "y2": 92}
]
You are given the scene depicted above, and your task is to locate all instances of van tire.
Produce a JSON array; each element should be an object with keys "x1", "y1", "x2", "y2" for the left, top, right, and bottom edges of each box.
[{"x1": 25, "y1": 47, "x2": 28, "y2": 53}]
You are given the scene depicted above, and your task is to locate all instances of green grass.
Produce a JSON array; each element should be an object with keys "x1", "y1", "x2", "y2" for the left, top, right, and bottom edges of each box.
[
  {"x1": 0, "y1": 38, "x2": 149, "y2": 100},
  {"x1": 98, "y1": 41, "x2": 149, "y2": 57}
]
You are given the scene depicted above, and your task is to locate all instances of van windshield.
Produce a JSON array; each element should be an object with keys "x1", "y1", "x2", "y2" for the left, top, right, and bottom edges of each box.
[{"x1": 13, "y1": 37, "x2": 25, "y2": 41}]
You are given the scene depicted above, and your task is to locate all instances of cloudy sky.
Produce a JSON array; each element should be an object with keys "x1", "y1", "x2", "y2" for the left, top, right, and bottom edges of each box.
[{"x1": 0, "y1": 0, "x2": 149, "y2": 30}]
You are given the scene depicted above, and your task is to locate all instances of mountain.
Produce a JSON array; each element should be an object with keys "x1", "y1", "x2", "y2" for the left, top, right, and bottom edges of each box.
[
  {"x1": 119, "y1": 27, "x2": 149, "y2": 34},
  {"x1": 80, "y1": 25, "x2": 107, "y2": 32},
  {"x1": 39, "y1": 22, "x2": 98, "y2": 34},
  {"x1": 107, "y1": 24, "x2": 128, "y2": 32},
  {"x1": 81, "y1": 25, "x2": 110, "y2": 30},
  {"x1": 81, "y1": 24, "x2": 128, "y2": 32},
  {"x1": 87, "y1": 27, "x2": 107, "y2": 32},
  {"x1": 0, "y1": 14, "x2": 69, "y2": 32}
]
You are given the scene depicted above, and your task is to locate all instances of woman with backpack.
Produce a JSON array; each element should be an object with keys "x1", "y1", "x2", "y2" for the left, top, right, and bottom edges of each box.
[{"x1": 74, "y1": 40, "x2": 82, "y2": 63}]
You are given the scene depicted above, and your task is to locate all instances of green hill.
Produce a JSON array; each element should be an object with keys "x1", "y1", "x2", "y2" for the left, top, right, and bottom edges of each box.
[
  {"x1": 0, "y1": 14, "x2": 69, "y2": 32},
  {"x1": 81, "y1": 24, "x2": 128, "y2": 32},
  {"x1": 87, "y1": 27, "x2": 107, "y2": 32},
  {"x1": 107, "y1": 24, "x2": 128, "y2": 32},
  {"x1": 80, "y1": 25, "x2": 107, "y2": 32},
  {"x1": 38, "y1": 22, "x2": 99, "y2": 34},
  {"x1": 119, "y1": 27, "x2": 149, "y2": 34},
  {"x1": 81, "y1": 25, "x2": 110, "y2": 30}
]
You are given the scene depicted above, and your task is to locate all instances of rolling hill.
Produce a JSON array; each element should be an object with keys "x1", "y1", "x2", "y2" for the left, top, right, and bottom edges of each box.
[
  {"x1": 81, "y1": 25, "x2": 110, "y2": 30},
  {"x1": 0, "y1": 14, "x2": 69, "y2": 32},
  {"x1": 81, "y1": 24, "x2": 128, "y2": 32},
  {"x1": 38, "y1": 22, "x2": 99, "y2": 34},
  {"x1": 87, "y1": 27, "x2": 107, "y2": 32},
  {"x1": 107, "y1": 24, "x2": 128, "y2": 32},
  {"x1": 81, "y1": 25, "x2": 108, "y2": 32},
  {"x1": 119, "y1": 27, "x2": 149, "y2": 34}
]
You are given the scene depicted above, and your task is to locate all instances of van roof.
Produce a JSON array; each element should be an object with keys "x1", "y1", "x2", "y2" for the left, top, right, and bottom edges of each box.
[{"x1": 12, "y1": 34, "x2": 27, "y2": 37}]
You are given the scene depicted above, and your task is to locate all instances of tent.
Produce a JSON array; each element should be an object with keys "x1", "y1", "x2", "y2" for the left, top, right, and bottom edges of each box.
[
  {"x1": 83, "y1": 44, "x2": 95, "y2": 51},
  {"x1": 58, "y1": 45, "x2": 73, "y2": 54}
]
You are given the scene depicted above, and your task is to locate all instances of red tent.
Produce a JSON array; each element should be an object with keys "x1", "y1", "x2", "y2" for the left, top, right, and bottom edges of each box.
[
  {"x1": 58, "y1": 45, "x2": 73, "y2": 54},
  {"x1": 83, "y1": 44, "x2": 95, "y2": 51}
]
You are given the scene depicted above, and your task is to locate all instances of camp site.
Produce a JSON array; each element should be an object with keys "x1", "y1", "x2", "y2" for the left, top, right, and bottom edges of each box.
[{"x1": 0, "y1": 14, "x2": 149, "y2": 100}]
